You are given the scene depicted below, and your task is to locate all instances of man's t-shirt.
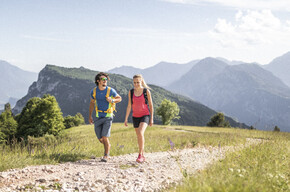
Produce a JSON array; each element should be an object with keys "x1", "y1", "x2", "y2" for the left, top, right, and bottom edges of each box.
[{"x1": 90, "y1": 86, "x2": 118, "y2": 118}]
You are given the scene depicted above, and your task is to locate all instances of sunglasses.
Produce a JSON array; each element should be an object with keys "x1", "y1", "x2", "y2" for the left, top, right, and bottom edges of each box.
[{"x1": 100, "y1": 77, "x2": 108, "y2": 81}]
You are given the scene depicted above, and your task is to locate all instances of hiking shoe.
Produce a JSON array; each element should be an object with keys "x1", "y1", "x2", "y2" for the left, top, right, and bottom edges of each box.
[
  {"x1": 136, "y1": 154, "x2": 145, "y2": 163},
  {"x1": 101, "y1": 155, "x2": 108, "y2": 162}
]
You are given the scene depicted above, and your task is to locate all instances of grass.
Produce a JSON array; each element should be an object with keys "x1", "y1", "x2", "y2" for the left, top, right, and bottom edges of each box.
[
  {"x1": 0, "y1": 124, "x2": 289, "y2": 191},
  {"x1": 171, "y1": 128, "x2": 290, "y2": 192}
]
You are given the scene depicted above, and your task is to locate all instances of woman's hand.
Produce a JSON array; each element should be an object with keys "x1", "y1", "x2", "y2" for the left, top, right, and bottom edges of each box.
[
  {"x1": 124, "y1": 120, "x2": 128, "y2": 127},
  {"x1": 149, "y1": 119, "x2": 153, "y2": 126}
]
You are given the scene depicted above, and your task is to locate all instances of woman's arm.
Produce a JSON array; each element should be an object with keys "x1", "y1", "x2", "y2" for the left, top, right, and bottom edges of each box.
[{"x1": 147, "y1": 89, "x2": 154, "y2": 126}]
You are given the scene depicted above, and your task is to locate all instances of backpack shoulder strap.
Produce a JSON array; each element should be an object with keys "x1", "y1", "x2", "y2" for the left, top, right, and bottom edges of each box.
[
  {"x1": 130, "y1": 89, "x2": 134, "y2": 104},
  {"x1": 106, "y1": 87, "x2": 111, "y2": 98},
  {"x1": 143, "y1": 88, "x2": 148, "y2": 104},
  {"x1": 93, "y1": 87, "x2": 97, "y2": 100}
]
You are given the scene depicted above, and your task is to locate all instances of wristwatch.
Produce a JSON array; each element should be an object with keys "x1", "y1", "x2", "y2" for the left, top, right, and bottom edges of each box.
[{"x1": 112, "y1": 99, "x2": 114, "y2": 103}]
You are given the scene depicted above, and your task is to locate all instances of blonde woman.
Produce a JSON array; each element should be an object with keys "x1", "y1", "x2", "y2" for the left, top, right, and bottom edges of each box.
[{"x1": 124, "y1": 74, "x2": 154, "y2": 163}]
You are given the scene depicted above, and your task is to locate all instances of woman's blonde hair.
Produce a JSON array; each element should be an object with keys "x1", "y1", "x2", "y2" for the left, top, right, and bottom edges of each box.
[{"x1": 133, "y1": 74, "x2": 150, "y2": 89}]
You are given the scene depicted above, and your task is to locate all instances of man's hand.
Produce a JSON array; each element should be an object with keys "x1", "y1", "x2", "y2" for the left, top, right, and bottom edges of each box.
[
  {"x1": 89, "y1": 116, "x2": 93, "y2": 124},
  {"x1": 106, "y1": 97, "x2": 114, "y2": 103}
]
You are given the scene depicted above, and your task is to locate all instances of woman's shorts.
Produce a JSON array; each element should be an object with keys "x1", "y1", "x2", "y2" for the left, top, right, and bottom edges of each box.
[{"x1": 132, "y1": 115, "x2": 150, "y2": 128}]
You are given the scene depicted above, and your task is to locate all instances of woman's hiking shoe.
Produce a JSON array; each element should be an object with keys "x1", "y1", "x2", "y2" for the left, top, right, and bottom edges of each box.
[{"x1": 136, "y1": 154, "x2": 145, "y2": 163}]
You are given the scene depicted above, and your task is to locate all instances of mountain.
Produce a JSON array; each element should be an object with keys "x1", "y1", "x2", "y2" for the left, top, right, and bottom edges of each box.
[
  {"x1": 13, "y1": 65, "x2": 247, "y2": 128},
  {"x1": 107, "y1": 66, "x2": 142, "y2": 79},
  {"x1": 264, "y1": 51, "x2": 290, "y2": 87},
  {"x1": 169, "y1": 58, "x2": 290, "y2": 132},
  {"x1": 108, "y1": 60, "x2": 199, "y2": 87},
  {"x1": 0, "y1": 60, "x2": 38, "y2": 109},
  {"x1": 216, "y1": 57, "x2": 245, "y2": 65}
]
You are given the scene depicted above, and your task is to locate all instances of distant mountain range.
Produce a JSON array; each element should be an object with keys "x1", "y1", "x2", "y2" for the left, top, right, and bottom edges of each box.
[
  {"x1": 13, "y1": 65, "x2": 247, "y2": 128},
  {"x1": 0, "y1": 60, "x2": 38, "y2": 109},
  {"x1": 108, "y1": 60, "x2": 199, "y2": 87},
  {"x1": 107, "y1": 52, "x2": 290, "y2": 132},
  {"x1": 168, "y1": 58, "x2": 290, "y2": 132},
  {"x1": 2, "y1": 51, "x2": 290, "y2": 131},
  {"x1": 264, "y1": 51, "x2": 290, "y2": 88}
]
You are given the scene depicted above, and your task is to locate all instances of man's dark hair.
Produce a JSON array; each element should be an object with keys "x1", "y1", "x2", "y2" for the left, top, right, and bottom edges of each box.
[{"x1": 95, "y1": 72, "x2": 110, "y2": 86}]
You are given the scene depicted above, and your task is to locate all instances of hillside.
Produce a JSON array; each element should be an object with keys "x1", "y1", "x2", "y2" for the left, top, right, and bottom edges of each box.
[
  {"x1": 264, "y1": 51, "x2": 290, "y2": 87},
  {"x1": 169, "y1": 58, "x2": 290, "y2": 131},
  {"x1": 13, "y1": 65, "x2": 247, "y2": 128},
  {"x1": 0, "y1": 60, "x2": 38, "y2": 108}
]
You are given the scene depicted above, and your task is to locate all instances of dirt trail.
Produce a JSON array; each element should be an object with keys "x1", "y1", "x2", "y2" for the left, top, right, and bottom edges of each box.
[{"x1": 0, "y1": 138, "x2": 260, "y2": 192}]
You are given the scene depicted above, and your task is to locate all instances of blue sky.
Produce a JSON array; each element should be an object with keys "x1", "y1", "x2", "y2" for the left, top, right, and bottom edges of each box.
[{"x1": 1, "y1": 0, "x2": 290, "y2": 72}]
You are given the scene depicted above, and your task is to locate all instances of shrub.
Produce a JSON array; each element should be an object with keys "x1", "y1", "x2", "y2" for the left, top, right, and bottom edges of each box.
[
  {"x1": 273, "y1": 126, "x2": 280, "y2": 132},
  {"x1": 207, "y1": 112, "x2": 231, "y2": 128},
  {"x1": 64, "y1": 113, "x2": 85, "y2": 129}
]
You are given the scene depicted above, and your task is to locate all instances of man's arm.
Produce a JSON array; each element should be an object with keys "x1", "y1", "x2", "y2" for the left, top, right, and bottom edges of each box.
[{"x1": 89, "y1": 99, "x2": 95, "y2": 124}]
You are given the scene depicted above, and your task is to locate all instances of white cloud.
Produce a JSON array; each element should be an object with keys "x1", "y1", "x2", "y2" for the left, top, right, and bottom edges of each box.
[
  {"x1": 210, "y1": 10, "x2": 290, "y2": 47},
  {"x1": 160, "y1": 0, "x2": 290, "y2": 11},
  {"x1": 21, "y1": 35, "x2": 70, "y2": 42}
]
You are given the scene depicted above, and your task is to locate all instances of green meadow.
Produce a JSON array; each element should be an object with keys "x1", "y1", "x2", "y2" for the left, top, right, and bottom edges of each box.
[{"x1": 0, "y1": 124, "x2": 289, "y2": 192}]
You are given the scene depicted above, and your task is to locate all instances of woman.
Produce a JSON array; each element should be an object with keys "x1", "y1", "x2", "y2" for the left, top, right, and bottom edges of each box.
[{"x1": 124, "y1": 74, "x2": 154, "y2": 163}]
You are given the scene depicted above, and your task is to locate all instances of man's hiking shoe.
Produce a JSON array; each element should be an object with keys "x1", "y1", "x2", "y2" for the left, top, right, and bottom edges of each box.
[
  {"x1": 101, "y1": 155, "x2": 108, "y2": 162},
  {"x1": 136, "y1": 154, "x2": 145, "y2": 163}
]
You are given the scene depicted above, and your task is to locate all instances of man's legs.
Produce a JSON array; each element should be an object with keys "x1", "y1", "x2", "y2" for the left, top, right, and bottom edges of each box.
[
  {"x1": 101, "y1": 117, "x2": 112, "y2": 161},
  {"x1": 102, "y1": 136, "x2": 111, "y2": 159}
]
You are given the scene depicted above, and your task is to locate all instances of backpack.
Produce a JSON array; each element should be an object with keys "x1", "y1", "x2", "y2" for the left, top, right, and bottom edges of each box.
[
  {"x1": 130, "y1": 88, "x2": 148, "y2": 105},
  {"x1": 93, "y1": 86, "x2": 116, "y2": 114}
]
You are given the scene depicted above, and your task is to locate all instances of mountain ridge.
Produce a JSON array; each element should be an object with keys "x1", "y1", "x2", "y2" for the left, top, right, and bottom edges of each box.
[{"x1": 13, "y1": 64, "x2": 248, "y2": 128}]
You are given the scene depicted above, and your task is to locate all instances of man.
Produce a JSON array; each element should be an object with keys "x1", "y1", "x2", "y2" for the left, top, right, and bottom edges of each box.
[{"x1": 89, "y1": 72, "x2": 122, "y2": 162}]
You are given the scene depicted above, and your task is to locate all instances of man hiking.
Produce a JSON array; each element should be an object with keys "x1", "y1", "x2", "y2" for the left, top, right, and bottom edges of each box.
[{"x1": 89, "y1": 72, "x2": 122, "y2": 162}]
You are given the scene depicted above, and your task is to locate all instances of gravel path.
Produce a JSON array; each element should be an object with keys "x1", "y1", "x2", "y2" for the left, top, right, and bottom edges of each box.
[{"x1": 0, "y1": 139, "x2": 260, "y2": 192}]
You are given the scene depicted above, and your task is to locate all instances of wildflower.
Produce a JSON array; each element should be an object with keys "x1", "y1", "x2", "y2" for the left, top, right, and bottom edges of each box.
[
  {"x1": 228, "y1": 168, "x2": 234, "y2": 172},
  {"x1": 168, "y1": 138, "x2": 175, "y2": 150}
]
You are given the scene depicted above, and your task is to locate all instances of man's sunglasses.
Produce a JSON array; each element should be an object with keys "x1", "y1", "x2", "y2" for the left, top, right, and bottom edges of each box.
[{"x1": 100, "y1": 77, "x2": 108, "y2": 81}]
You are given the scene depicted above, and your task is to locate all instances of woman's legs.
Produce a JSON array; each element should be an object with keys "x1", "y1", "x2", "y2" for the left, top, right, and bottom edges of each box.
[{"x1": 135, "y1": 122, "x2": 148, "y2": 156}]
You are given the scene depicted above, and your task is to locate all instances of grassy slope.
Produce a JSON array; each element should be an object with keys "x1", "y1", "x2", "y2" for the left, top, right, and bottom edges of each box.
[{"x1": 1, "y1": 124, "x2": 289, "y2": 191}]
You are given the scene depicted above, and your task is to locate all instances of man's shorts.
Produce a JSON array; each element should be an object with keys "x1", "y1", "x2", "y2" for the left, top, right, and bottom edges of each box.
[
  {"x1": 94, "y1": 117, "x2": 113, "y2": 139},
  {"x1": 132, "y1": 115, "x2": 150, "y2": 128}
]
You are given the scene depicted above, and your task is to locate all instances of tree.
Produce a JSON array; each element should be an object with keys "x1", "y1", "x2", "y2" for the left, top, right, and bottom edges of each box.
[
  {"x1": 0, "y1": 103, "x2": 17, "y2": 143},
  {"x1": 17, "y1": 94, "x2": 65, "y2": 138},
  {"x1": 156, "y1": 99, "x2": 180, "y2": 125},
  {"x1": 207, "y1": 112, "x2": 231, "y2": 127},
  {"x1": 273, "y1": 126, "x2": 280, "y2": 132}
]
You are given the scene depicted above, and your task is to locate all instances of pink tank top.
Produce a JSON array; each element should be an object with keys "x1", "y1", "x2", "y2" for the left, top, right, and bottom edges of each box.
[{"x1": 132, "y1": 93, "x2": 150, "y2": 118}]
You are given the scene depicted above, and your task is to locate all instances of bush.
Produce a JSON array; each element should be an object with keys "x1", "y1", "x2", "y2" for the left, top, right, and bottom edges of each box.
[
  {"x1": 207, "y1": 112, "x2": 231, "y2": 128},
  {"x1": 273, "y1": 126, "x2": 280, "y2": 132},
  {"x1": 64, "y1": 113, "x2": 85, "y2": 129},
  {"x1": 16, "y1": 94, "x2": 65, "y2": 138}
]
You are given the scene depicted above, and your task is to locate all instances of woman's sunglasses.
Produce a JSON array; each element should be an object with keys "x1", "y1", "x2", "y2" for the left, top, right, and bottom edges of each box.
[{"x1": 101, "y1": 77, "x2": 108, "y2": 81}]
